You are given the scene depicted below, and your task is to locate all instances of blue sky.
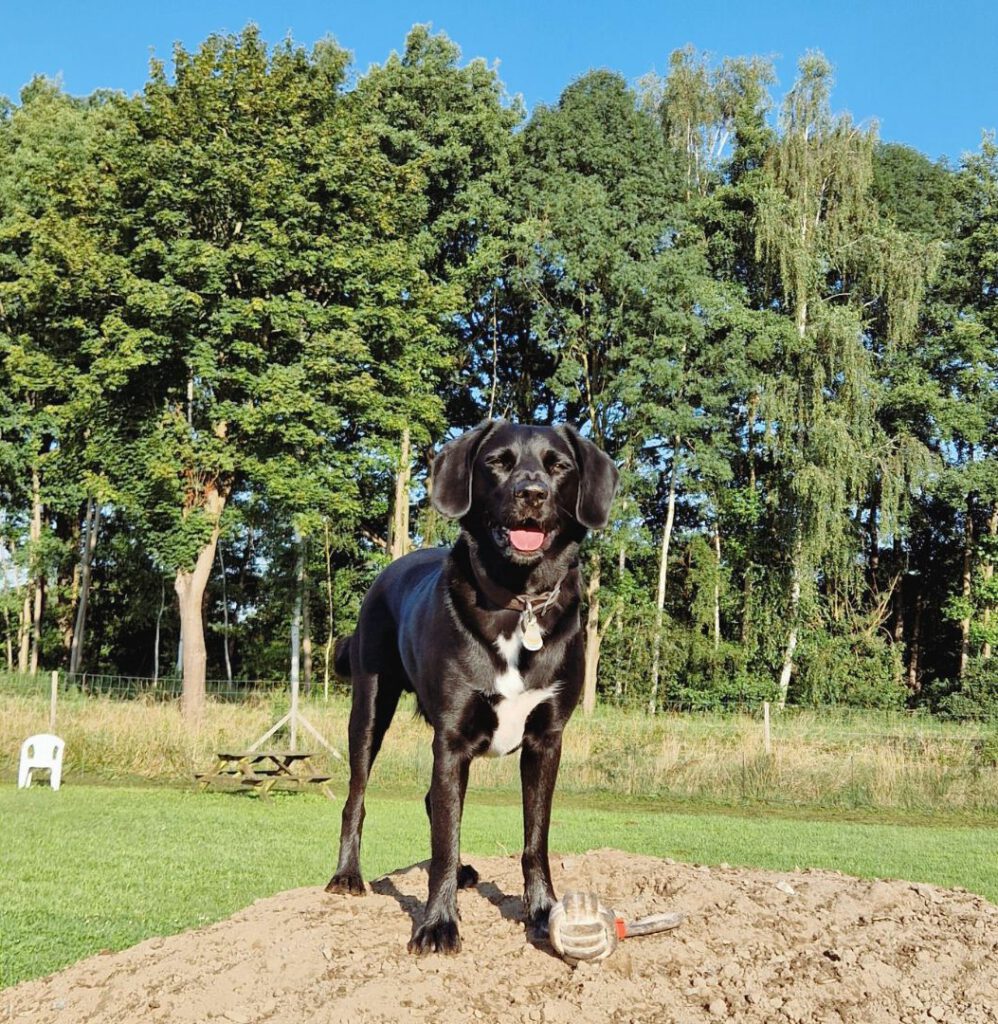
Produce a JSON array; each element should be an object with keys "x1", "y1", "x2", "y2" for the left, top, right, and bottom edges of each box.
[{"x1": 1, "y1": 0, "x2": 995, "y2": 163}]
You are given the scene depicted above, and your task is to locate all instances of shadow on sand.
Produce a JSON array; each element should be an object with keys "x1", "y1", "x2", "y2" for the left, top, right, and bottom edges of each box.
[{"x1": 369, "y1": 860, "x2": 560, "y2": 959}]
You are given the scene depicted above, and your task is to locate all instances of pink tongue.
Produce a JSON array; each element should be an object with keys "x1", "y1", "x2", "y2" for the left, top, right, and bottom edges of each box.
[{"x1": 509, "y1": 528, "x2": 546, "y2": 552}]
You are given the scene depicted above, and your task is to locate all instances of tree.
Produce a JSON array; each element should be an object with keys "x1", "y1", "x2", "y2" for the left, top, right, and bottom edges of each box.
[
  {"x1": 96, "y1": 29, "x2": 422, "y2": 717},
  {"x1": 753, "y1": 54, "x2": 936, "y2": 704},
  {"x1": 354, "y1": 26, "x2": 521, "y2": 553},
  {"x1": 927, "y1": 136, "x2": 998, "y2": 677},
  {"x1": 638, "y1": 48, "x2": 780, "y2": 709},
  {"x1": 0, "y1": 80, "x2": 121, "y2": 675},
  {"x1": 504, "y1": 71, "x2": 700, "y2": 710}
]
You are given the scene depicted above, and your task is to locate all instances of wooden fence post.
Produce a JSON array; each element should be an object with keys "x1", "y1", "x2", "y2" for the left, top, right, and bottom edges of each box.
[{"x1": 763, "y1": 701, "x2": 771, "y2": 755}]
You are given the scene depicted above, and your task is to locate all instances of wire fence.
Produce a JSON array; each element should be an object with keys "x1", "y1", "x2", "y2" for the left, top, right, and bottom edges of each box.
[
  {"x1": 0, "y1": 669, "x2": 327, "y2": 703},
  {"x1": 1, "y1": 667, "x2": 994, "y2": 740},
  {"x1": 2, "y1": 669, "x2": 996, "y2": 813}
]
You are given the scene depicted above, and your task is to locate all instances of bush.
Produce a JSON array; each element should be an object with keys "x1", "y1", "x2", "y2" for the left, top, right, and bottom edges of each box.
[
  {"x1": 791, "y1": 628, "x2": 908, "y2": 709},
  {"x1": 931, "y1": 658, "x2": 998, "y2": 721}
]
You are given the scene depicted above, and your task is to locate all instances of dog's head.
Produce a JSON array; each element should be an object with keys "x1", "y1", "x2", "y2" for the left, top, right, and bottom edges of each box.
[{"x1": 431, "y1": 420, "x2": 618, "y2": 565}]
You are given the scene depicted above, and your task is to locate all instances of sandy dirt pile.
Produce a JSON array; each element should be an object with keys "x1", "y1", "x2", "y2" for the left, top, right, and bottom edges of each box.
[{"x1": 4, "y1": 849, "x2": 997, "y2": 1024}]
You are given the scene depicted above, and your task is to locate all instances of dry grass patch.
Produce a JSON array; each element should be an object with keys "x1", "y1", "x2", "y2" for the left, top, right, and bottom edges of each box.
[{"x1": 2, "y1": 692, "x2": 996, "y2": 814}]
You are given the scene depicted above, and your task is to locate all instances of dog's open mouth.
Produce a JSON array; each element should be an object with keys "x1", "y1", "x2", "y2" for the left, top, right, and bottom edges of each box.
[
  {"x1": 492, "y1": 522, "x2": 553, "y2": 555},
  {"x1": 508, "y1": 528, "x2": 546, "y2": 552}
]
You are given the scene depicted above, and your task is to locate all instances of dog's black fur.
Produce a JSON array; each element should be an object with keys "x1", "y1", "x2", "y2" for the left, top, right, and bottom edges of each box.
[{"x1": 325, "y1": 419, "x2": 618, "y2": 954}]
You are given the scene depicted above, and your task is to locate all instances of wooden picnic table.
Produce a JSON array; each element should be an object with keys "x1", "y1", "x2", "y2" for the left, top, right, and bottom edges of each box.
[{"x1": 195, "y1": 750, "x2": 334, "y2": 799}]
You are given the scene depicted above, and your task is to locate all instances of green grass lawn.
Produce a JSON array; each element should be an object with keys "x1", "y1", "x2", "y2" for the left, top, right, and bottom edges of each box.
[{"x1": 1, "y1": 783, "x2": 996, "y2": 990}]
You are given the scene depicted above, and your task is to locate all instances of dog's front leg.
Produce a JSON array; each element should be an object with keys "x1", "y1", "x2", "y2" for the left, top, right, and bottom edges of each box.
[
  {"x1": 408, "y1": 731, "x2": 466, "y2": 955},
  {"x1": 519, "y1": 729, "x2": 563, "y2": 937}
]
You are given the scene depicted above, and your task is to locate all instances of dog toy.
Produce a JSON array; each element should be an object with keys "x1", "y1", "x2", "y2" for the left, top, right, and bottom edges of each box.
[{"x1": 548, "y1": 890, "x2": 683, "y2": 964}]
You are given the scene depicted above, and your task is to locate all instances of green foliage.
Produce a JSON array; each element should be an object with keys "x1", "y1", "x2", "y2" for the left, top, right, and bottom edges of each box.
[
  {"x1": 0, "y1": 31, "x2": 996, "y2": 715},
  {"x1": 104, "y1": 28, "x2": 397, "y2": 553},
  {"x1": 793, "y1": 627, "x2": 908, "y2": 709},
  {"x1": 932, "y1": 659, "x2": 998, "y2": 721},
  {"x1": 872, "y1": 143, "x2": 959, "y2": 239}
]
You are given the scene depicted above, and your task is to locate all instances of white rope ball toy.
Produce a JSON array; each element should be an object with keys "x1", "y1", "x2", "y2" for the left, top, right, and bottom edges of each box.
[{"x1": 548, "y1": 890, "x2": 683, "y2": 965}]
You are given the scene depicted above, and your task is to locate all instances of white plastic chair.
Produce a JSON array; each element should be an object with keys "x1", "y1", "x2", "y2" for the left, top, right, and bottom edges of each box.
[{"x1": 18, "y1": 733, "x2": 65, "y2": 791}]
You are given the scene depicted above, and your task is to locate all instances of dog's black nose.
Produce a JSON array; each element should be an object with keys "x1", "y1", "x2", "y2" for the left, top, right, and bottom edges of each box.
[{"x1": 514, "y1": 479, "x2": 549, "y2": 506}]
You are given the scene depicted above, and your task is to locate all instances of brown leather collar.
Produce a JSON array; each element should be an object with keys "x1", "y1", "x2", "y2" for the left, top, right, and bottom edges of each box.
[{"x1": 467, "y1": 560, "x2": 573, "y2": 614}]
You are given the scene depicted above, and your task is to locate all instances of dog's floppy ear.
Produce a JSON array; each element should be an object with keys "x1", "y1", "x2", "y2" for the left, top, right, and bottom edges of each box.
[
  {"x1": 431, "y1": 419, "x2": 503, "y2": 519},
  {"x1": 557, "y1": 425, "x2": 619, "y2": 530}
]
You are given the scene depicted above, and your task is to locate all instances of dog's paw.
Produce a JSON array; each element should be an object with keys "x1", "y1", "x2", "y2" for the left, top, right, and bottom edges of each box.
[
  {"x1": 408, "y1": 918, "x2": 462, "y2": 956},
  {"x1": 526, "y1": 902, "x2": 554, "y2": 940},
  {"x1": 457, "y1": 863, "x2": 479, "y2": 889},
  {"x1": 325, "y1": 872, "x2": 366, "y2": 896}
]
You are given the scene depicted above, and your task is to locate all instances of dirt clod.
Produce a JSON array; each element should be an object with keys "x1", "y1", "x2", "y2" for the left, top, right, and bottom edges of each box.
[{"x1": 3, "y1": 850, "x2": 996, "y2": 1023}]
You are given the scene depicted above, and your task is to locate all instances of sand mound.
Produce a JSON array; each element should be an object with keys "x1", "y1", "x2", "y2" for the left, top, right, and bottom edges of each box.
[{"x1": 4, "y1": 850, "x2": 997, "y2": 1023}]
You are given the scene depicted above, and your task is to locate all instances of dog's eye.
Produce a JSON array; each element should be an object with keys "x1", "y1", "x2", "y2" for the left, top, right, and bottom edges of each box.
[
  {"x1": 484, "y1": 450, "x2": 515, "y2": 472},
  {"x1": 543, "y1": 451, "x2": 571, "y2": 475}
]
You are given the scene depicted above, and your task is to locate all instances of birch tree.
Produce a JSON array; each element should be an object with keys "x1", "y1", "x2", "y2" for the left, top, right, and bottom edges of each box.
[{"x1": 754, "y1": 54, "x2": 936, "y2": 704}]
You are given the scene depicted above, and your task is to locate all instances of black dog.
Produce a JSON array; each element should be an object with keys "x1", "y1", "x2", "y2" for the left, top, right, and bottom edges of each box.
[{"x1": 325, "y1": 419, "x2": 618, "y2": 954}]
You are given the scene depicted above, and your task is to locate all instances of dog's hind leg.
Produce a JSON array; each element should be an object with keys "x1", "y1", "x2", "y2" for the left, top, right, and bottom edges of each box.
[
  {"x1": 325, "y1": 663, "x2": 401, "y2": 896},
  {"x1": 424, "y1": 759, "x2": 479, "y2": 890}
]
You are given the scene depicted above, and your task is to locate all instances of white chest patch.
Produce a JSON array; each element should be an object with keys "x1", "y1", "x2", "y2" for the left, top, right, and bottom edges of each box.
[{"x1": 488, "y1": 626, "x2": 558, "y2": 757}]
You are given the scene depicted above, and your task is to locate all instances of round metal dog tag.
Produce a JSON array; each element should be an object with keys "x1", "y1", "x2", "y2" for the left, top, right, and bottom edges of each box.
[{"x1": 521, "y1": 611, "x2": 544, "y2": 651}]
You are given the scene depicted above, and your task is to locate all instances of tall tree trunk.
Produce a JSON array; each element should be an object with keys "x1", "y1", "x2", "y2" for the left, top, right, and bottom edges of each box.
[
  {"x1": 614, "y1": 533, "x2": 626, "y2": 699},
  {"x1": 612, "y1": 458, "x2": 632, "y2": 696},
  {"x1": 217, "y1": 545, "x2": 232, "y2": 685},
  {"x1": 649, "y1": 439, "x2": 680, "y2": 713},
  {"x1": 713, "y1": 526, "x2": 722, "y2": 651},
  {"x1": 18, "y1": 576, "x2": 31, "y2": 673},
  {"x1": 302, "y1": 540, "x2": 313, "y2": 696},
  {"x1": 777, "y1": 551, "x2": 802, "y2": 708},
  {"x1": 60, "y1": 513, "x2": 83, "y2": 657},
  {"x1": 582, "y1": 553, "x2": 602, "y2": 715},
  {"x1": 153, "y1": 578, "x2": 165, "y2": 685},
  {"x1": 3, "y1": 601, "x2": 11, "y2": 670},
  {"x1": 421, "y1": 445, "x2": 443, "y2": 548},
  {"x1": 29, "y1": 465, "x2": 43, "y2": 674},
  {"x1": 742, "y1": 395, "x2": 758, "y2": 644},
  {"x1": 69, "y1": 498, "x2": 101, "y2": 675},
  {"x1": 959, "y1": 496, "x2": 974, "y2": 678},
  {"x1": 892, "y1": 536, "x2": 906, "y2": 646},
  {"x1": 982, "y1": 503, "x2": 997, "y2": 660},
  {"x1": 389, "y1": 426, "x2": 412, "y2": 561},
  {"x1": 892, "y1": 575, "x2": 906, "y2": 650},
  {"x1": 2, "y1": 530, "x2": 13, "y2": 665},
  {"x1": 323, "y1": 520, "x2": 335, "y2": 698},
  {"x1": 290, "y1": 529, "x2": 304, "y2": 702},
  {"x1": 775, "y1": 295, "x2": 812, "y2": 708},
  {"x1": 487, "y1": 299, "x2": 499, "y2": 419},
  {"x1": 175, "y1": 483, "x2": 227, "y2": 722},
  {"x1": 867, "y1": 476, "x2": 881, "y2": 593},
  {"x1": 907, "y1": 591, "x2": 923, "y2": 692},
  {"x1": 746, "y1": 394, "x2": 758, "y2": 493}
]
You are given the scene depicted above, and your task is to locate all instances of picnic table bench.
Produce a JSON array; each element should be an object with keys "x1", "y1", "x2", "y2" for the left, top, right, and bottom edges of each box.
[{"x1": 195, "y1": 750, "x2": 334, "y2": 799}]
